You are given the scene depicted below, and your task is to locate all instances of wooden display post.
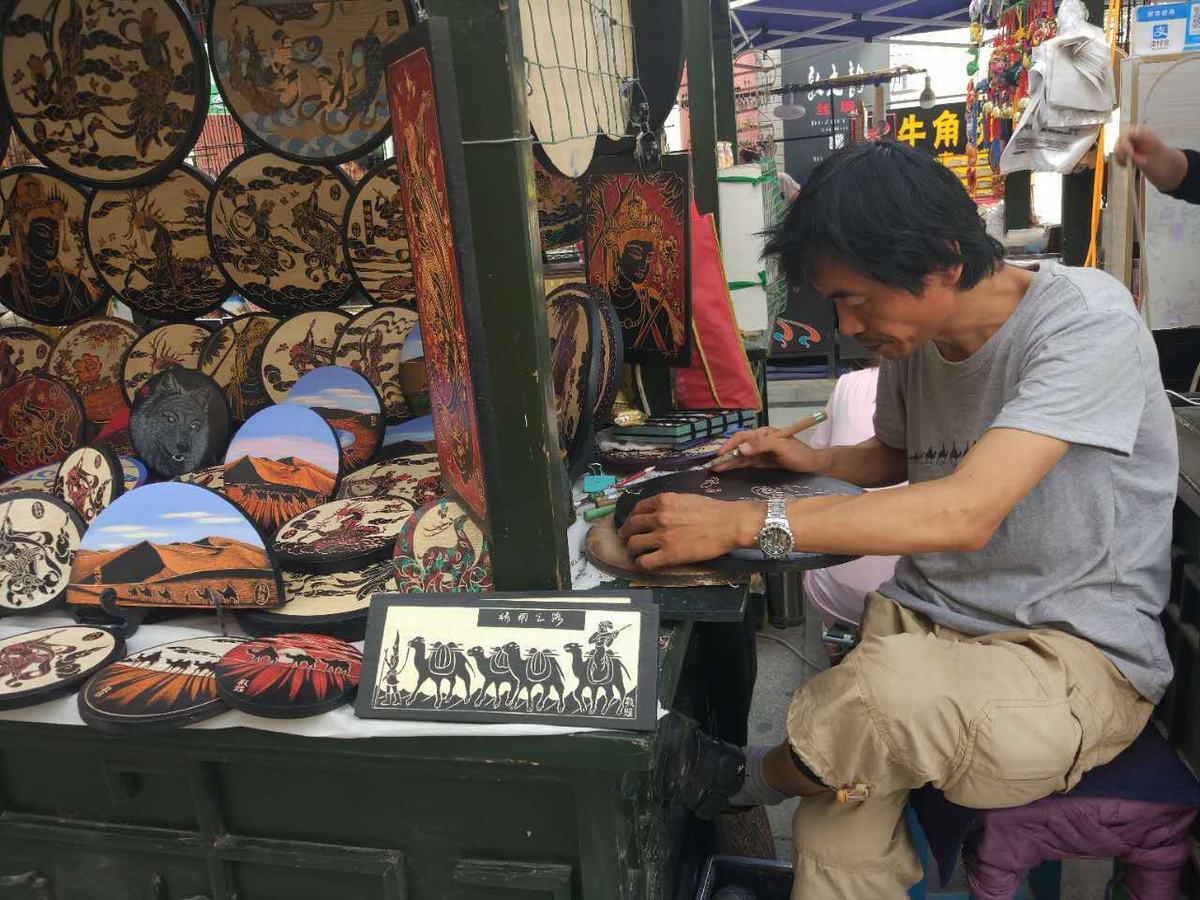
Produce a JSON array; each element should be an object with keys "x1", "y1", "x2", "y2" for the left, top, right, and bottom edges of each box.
[{"x1": 422, "y1": 0, "x2": 574, "y2": 590}]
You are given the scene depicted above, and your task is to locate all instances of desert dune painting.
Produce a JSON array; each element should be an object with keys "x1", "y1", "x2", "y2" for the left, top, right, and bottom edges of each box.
[
  {"x1": 224, "y1": 405, "x2": 340, "y2": 535},
  {"x1": 286, "y1": 366, "x2": 382, "y2": 470},
  {"x1": 68, "y1": 483, "x2": 281, "y2": 610}
]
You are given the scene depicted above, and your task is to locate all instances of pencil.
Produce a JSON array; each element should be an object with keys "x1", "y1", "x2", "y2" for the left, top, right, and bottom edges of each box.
[{"x1": 703, "y1": 410, "x2": 828, "y2": 470}]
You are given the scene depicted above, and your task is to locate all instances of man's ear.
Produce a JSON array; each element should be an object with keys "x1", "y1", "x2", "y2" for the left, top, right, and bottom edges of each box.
[{"x1": 941, "y1": 240, "x2": 964, "y2": 287}]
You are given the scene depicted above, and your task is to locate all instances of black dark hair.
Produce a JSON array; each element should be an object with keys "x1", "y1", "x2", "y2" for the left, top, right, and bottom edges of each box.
[{"x1": 764, "y1": 141, "x2": 1004, "y2": 294}]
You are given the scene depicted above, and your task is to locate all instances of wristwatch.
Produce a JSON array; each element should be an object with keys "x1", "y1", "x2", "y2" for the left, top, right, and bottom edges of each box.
[{"x1": 756, "y1": 498, "x2": 795, "y2": 560}]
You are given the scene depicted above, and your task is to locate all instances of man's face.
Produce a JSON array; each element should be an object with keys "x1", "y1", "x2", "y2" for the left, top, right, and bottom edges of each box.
[
  {"x1": 618, "y1": 240, "x2": 653, "y2": 285},
  {"x1": 811, "y1": 257, "x2": 959, "y2": 359}
]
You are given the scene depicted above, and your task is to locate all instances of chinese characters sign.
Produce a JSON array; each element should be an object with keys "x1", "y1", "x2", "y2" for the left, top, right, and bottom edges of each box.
[{"x1": 891, "y1": 103, "x2": 969, "y2": 155}]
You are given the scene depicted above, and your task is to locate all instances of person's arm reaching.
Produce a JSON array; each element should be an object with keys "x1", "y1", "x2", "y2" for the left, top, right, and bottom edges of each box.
[
  {"x1": 712, "y1": 430, "x2": 908, "y2": 488},
  {"x1": 619, "y1": 427, "x2": 1068, "y2": 568},
  {"x1": 1115, "y1": 126, "x2": 1200, "y2": 204}
]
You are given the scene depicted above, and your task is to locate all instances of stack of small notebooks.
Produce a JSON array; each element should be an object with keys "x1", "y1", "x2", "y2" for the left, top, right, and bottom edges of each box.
[{"x1": 607, "y1": 410, "x2": 757, "y2": 449}]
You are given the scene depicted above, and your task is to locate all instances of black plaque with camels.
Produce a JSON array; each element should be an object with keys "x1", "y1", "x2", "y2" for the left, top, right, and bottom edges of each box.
[
  {"x1": 357, "y1": 593, "x2": 658, "y2": 730},
  {"x1": 614, "y1": 468, "x2": 863, "y2": 573},
  {"x1": 0, "y1": 0, "x2": 208, "y2": 187},
  {"x1": 85, "y1": 165, "x2": 230, "y2": 321},
  {"x1": 208, "y1": 151, "x2": 355, "y2": 315}
]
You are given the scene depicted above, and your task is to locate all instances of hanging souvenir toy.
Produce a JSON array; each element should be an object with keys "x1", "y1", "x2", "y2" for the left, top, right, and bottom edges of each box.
[{"x1": 1029, "y1": 0, "x2": 1058, "y2": 47}]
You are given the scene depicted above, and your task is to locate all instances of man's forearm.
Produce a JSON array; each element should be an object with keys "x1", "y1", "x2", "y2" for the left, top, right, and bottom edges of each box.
[{"x1": 813, "y1": 439, "x2": 908, "y2": 489}]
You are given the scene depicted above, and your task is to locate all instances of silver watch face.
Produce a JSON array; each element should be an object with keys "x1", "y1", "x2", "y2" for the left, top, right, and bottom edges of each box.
[{"x1": 759, "y1": 524, "x2": 792, "y2": 559}]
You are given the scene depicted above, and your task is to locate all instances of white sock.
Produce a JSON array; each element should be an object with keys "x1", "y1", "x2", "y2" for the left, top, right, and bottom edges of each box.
[{"x1": 727, "y1": 744, "x2": 791, "y2": 807}]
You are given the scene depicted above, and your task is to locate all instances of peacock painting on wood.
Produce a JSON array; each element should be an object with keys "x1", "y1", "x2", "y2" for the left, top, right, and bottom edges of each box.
[{"x1": 357, "y1": 595, "x2": 658, "y2": 730}]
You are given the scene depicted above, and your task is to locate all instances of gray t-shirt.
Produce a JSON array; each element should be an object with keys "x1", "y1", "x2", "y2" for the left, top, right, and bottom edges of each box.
[{"x1": 875, "y1": 262, "x2": 1177, "y2": 701}]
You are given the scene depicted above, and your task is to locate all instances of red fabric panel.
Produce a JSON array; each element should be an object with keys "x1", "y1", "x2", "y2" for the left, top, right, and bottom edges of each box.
[{"x1": 672, "y1": 204, "x2": 761, "y2": 411}]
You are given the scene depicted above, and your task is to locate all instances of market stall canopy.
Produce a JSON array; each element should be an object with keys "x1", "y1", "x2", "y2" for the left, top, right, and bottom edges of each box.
[{"x1": 729, "y1": 0, "x2": 971, "y2": 51}]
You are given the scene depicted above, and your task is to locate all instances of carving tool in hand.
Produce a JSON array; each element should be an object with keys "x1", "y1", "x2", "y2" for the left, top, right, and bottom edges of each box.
[{"x1": 702, "y1": 410, "x2": 828, "y2": 470}]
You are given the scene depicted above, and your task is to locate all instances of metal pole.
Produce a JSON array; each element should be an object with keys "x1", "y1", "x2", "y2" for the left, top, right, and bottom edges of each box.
[
  {"x1": 712, "y1": 0, "x2": 738, "y2": 148},
  {"x1": 688, "y1": 0, "x2": 720, "y2": 219}
]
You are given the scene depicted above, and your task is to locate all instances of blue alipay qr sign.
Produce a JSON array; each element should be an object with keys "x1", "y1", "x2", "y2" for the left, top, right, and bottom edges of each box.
[{"x1": 1136, "y1": 2, "x2": 1200, "y2": 51}]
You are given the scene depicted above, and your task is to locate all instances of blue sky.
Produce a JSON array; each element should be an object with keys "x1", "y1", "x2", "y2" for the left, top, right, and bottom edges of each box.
[
  {"x1": 225, "y1": 404, "x2": 340, "y2": 473},
  {"x1": 286, "y1": 366, "x2": 379, "y2": 414},
  {"x1": 80, "y1": 483, "x2": 264, "y2": 553}
]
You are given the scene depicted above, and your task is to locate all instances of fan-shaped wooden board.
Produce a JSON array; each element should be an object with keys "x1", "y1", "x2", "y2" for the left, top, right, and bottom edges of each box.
[
  {"x1": 47, "y1": 317, "x2": 140, "y2": 428},
  {"x1": 343, "y1": 158, "x2": 415, "y2": 305},
  {"x1": 0, "y1": 626, "x2": 122, "y2": 710},
  {"x1": 208, "y1": 152, "x2": 354, "y2": 315},
  {"x1": 335, "y1": 452, "x2": 442, "y2": 503},
  {"x1": 86, "y1": 166, "x2": 229, "y2": 320},
  {"x1": 0, "y1": 326, "x2": 51, "y2": 390},
  {"x1": 0, "y1": 0, "x2": 208, "y2": 186},
  {"x1": 519, "y1": 0, "x2": 634, "y2": 176},
  {"x1": 0, "y1": 169, "x2": 108, "y2": 324},
  {"x1": 207, "y1": 0, "x2": 411, "y2": 164},
  {"x1": 238, "y1": 559, "x2": 398, "y2": 640},
  {"x1": 333, "y1": 306, "x2": 419, "y2": 424},
  {"x1": 259, "y1": 311, "x2": 349, "y2": 404},
  {"x1": 198, "y1": 314, "x2": 279, "y2": 422},
  {"x1": 274, "y1": 496, "x2": 416, "y2": 574},
  {"x1": 121, "y1": 323, "x2": 211, "y2": 405},
  {"x1": 53, "y1": 445, "x2": 123, "y2": 523}
]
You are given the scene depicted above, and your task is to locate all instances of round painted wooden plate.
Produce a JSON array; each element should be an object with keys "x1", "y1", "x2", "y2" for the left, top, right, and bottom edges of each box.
[
  {"x1": 546, "y1": 283, "x2": 601, "y2": 477},
  {"x1": 68, "y1": 482, "x2": 283, "y2": 611},
  {"x1": 630, "y1": 0, "x2": 686, "y2": 134},
  {"x1": 392, "y1": 496, "x2": 492, "y2": 594},
  {"x1": 0, "y1": 0, "x2": 208, "y2": 187},
  {"x1": 0, "y1": 625, "x2": 123, "y2": 710},
  {"x1": 197, "y1": 314, "x2": 280, "y2": 422},
  {"x1": 208, "y1": 151, "x2": 354, "y2": 315},
  {"x1": 120, "y1": 323, "x2": 211, "y2": 406},
  {"x1": 592, "y1": 288, "x2": 623, "y2": 422},
  {"x1": 0, "y1": 326, "x2": 51, "y2": 390},
  {"x1": 0, "y1": 168, "x2": 108, "y2": 324},
  {"x1": 78, "y1": 635, "x2": 247, "y2": 733},
  {"x1": 259, "y1": 310, "x2": 350, "y2": 405},
  {"x1": 224, "y1": 404, "x2": 341, "y2": 537},
  {"x1": 129, "y1": 367, "x2": 231, "y2": 479},
  {"x1": 238, "y1": 558, "x2": 398, "y2": 640},
  {"x1": 53, "y1": 445, "x2": 124, "y2": 523},
  {"x1": 342, "y1": 157, "x2": 415, "y2": 306},
  {"x1": 333, "y1": 306, "x2": 419, "y2": 424},
  {"x1": 214, "y1": 633, "x2": 362, "y2": 718},
  {"x1": 0, "y1": 374, "x2": 86, "y2": 475},
  {"x1": 120, "y1": 457, "x2": 149, "y2": 491},
  {"x1": 286, "y1": 366, "x2": 384, "y2": 472},
  {"x1": 335, "y1": 452, "x2": 441, "y2": 503},
  {"x1": 534, "y1": 158, "x2": 583, "y2": 251},
  {"x1": 47, "y1": 317, "x2": 140, "y2": 428},
  {"x1": 207, "y1": 0, "x2": 412, "y2": 165},
  {"x1": 273, "y1": 496, "x2": 416, "y2": 574},
  {"x1": 177, "y1": 464, "x2": 223, "y2": 491},
  {"x1": 0, "y1": 491, "x2": 85, "y2": 612},
  {"x1": 85, "y1": 166, "x2": 230, "y2": 320}
]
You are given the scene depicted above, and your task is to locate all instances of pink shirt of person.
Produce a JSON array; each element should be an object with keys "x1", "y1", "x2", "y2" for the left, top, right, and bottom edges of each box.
[{"x1": 802, "y1": 367, "x2": 901, "y2": 626}]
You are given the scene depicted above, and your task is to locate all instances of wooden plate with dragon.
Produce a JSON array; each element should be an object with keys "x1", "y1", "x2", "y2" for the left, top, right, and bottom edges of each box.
[
  {"x1": 333, "y1": 306, "x2": 419, "y2": 424},
  {"x1": 334, "y1": 452, "x2": 442, "y2": 503}
]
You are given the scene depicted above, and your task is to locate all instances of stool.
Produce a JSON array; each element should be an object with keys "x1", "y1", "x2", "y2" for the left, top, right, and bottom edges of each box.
[{"x1": 963, "y1": 794, "x2": 1198, "y2": 900}]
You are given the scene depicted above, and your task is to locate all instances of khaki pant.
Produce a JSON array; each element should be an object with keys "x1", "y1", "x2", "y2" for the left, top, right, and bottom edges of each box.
[{"x1": 785, "y1": 593, "x2": 1152, "y2": 899}]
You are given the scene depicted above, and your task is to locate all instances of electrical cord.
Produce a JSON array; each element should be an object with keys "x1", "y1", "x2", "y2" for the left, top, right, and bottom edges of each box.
[{"x1": 755, "y1": 630, "x2": 825, "y2": 674}]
